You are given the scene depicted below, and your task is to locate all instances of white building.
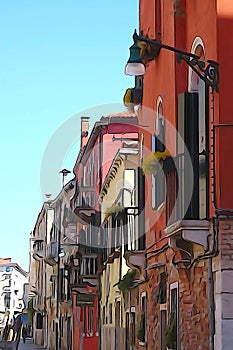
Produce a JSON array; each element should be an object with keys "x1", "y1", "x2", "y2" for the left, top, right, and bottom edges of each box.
[{"x1": 0, "y1": 258, "x2": 28, "y2": 330}]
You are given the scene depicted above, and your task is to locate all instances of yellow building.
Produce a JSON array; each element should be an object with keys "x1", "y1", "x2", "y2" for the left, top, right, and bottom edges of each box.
[{"x1": 99, "y1": 145, "x2": 140, "y2": 350}]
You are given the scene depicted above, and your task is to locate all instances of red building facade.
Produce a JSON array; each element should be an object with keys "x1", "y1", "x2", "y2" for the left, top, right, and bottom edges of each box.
[
  {"x1": 124, "y1": 1, "x2": 233, "y2": 349},
  {"x1": 71, "y1": 113, "x2": 138, "y2": 350}
]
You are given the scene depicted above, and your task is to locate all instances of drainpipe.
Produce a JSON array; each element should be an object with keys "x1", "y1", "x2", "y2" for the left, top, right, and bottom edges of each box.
[
  {"x1": 208, "y1": 257, "x2": 215, "y2": 350},
  {"x1": 56, "y1": 200, "x2": 62, "y2": 350}
]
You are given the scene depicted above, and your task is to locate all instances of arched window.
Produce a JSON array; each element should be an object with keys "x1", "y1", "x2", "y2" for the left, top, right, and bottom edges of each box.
[
  {"x1": 152, "y1": 99, "x2": 166, "y2": 209},
  {"x1": 189, "y1": 39, "x2": 207, "y2": 219},
  {"x1": 177, "y1": 37, "x2": 207, "y2": 220}
]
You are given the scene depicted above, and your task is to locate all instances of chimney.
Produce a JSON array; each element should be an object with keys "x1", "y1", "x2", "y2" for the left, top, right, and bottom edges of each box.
[{"x1": 81, "y1": 116, "x2": 89, "y2": 149}]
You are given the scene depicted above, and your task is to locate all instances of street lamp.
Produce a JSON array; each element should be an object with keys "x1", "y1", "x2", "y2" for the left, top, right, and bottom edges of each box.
[
  {"x1": 125, "y1": 30, "x2": 219, "y2": 92},
  {"x1": 59, "y1": 168, "x2": 71, "y2": 187}
]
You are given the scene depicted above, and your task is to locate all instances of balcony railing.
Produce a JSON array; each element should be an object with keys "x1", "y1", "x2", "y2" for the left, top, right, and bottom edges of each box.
[
  {"x1": 44, "y1": 241, "x2": 58, "y2": 265},
  {"x1": 33, "y1": 240, "x2": 44, "y2": 260},
  {"x1": 70, "y1": 254, "x2": 98, "y2": 288},
  {"x1": 74, "y1": 187, "x2": 95, "y2": 209}
]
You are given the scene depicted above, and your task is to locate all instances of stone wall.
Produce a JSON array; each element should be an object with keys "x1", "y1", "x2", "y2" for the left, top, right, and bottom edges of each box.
[
  {"x1": 213, "y1": 220, "x2": 233, "y2": 350},
  {"x1": 146, "y1": 248, "x2": 209, "y2": 350}
]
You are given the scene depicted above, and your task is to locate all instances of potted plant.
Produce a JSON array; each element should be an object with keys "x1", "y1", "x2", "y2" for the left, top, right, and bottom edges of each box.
[
  {"x1": 164, "y1": 319, "x2": 176, "y2": 350},
  {"x1": 123, "y1": 87, "x2": 143, "y2": 111},
  {"x1": 105, "y1": 204, "x2": 125, "y2": 219},
  {"x1": 117, "y1": 269, "x2": 136, "y2": 292},
  {"x1": 142, "y1": 149, "x2": 170, "y2": 175}
]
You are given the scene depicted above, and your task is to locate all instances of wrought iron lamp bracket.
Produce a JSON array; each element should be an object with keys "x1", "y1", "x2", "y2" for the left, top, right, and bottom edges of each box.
[
  {"x1": 177, "y1": 53, "x2": 219, "y2": 92},
  {"x1": 129, "y1": 31, "x2": 219, "y2": 93}
]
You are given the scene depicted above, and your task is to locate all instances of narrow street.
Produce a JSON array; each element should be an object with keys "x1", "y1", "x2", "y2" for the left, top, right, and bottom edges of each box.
[{"x1": 18, "y1": 339, "x2": 48, "y2": 350}]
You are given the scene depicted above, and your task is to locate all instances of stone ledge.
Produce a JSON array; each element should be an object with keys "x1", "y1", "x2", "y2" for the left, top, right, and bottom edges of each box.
[{"x1": 165, "y1": 220, "x2": 210, "y2": 248}]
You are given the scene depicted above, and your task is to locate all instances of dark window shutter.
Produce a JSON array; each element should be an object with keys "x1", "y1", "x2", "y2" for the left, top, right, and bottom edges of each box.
[{"x1": 177, "y1": 92, "x2": 199, "y2": 219}]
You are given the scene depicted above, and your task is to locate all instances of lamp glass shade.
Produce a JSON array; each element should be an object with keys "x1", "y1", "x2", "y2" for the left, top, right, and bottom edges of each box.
[
  {"x1": 59, "y1": 248, "x2": 66, "y2": 258},
  {"x1": 125, "y1": 62, "x2": 145, "y2": 76}
]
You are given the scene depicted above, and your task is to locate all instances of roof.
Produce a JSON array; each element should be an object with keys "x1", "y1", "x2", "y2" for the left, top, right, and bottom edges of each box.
[
  {"x1": 100, "y1": 110, "x2": 137, "y2": 122},
  {"x1": 78, "y1": 111, "x2": 138, "y2": 166},
  {"x1": 0, "y1": 262, "x2": 28, "y2": 277}
]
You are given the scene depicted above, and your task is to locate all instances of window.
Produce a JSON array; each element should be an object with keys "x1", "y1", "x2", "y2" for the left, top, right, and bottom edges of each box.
[
  {"x1": 152, "y1": 101, "x2": 166, "y2": 209},
  {"x1": 168, "y1": 283, "x2": 178, "y2": 350},
  {"x1": 155, "y1": 271, "x2": 166, "y2": 304},
  {"x1": 103, "y1": 306, "x2": 105, "y2": 325},
  {"x1": 87, "y1": 307, "x2": 94, "y2": 335},
  {"x1": 123, "y1": 169, "x2": 135, "y2": 207},
  {"x1": 115, "y1": 300, "x2": 121, "y2": 327},
  {"x1": 36, "y1": 313, "x2": 43, "y2": 329},
  {"x1": 160, "y1": 309, "x2": 167, "y2": 350},
  {"x1": 58, "y1": 268, "x2": 67, "y2": 301},
  {"x1": 126, "y1": 312, "x2": 130, "y2": 350},
  {"x1": 177, "y1": 91, "x2": 207, "y2": 220},
  {"x1": 60, "y1": 316, "x2": 64, "y2": 338},
  {"x1": 126, "y1": 209, "x2": 138, "y2": 251},
  {"x1": 51, "y1": 276, "x2": 56, "y2": 299},
  {"x1": 109, "y1": 303, "x2": 112, "y2": 324},
  {"x1": 79, "y1": 228, "x2": 87, "y2": 247},
  {"x1": 184, "y1": 42, "x2": 208, "y2": 220},
  {"x1": 81, "y1": 256, "x2": 97, "y2": 275},
  {"x1": 130, "y1": 307, "x2": 136, "y2": 348},
  {"x1": 71, "y1": 267, "x2": 79, "y2": 285},
  {"x1": 138, "y1": 292, "x2": 147, "y2": 345},
  {"x1": 4, "y1": 293, "x2": 10, "y2": 308}
]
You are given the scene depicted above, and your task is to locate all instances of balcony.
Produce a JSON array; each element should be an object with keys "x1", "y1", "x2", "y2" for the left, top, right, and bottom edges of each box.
[
  {"x1": 80, "y1": 255, "x2": 98, "y2": 286},
  {"x1": 32, "y1": 239, "x2": 44, "y2": 261},
  {"x1": 44, "y1": 241, "x2": 58, "y2": 266},
  {"x1": 73, "y1": 187, "x2": 96, "y2": 224},
  {"x1": 75, "y1": 186, "x2": 95, "y2": 207},
  {"x1": 70, "y1": 254, "x2": 98, "y2": 288},
  {"x1": 124, "y1": 250, "x2": 145, "y2": 280},
  {"x1": 165, "y1": 219, "x2": 210, "y2": 249}
]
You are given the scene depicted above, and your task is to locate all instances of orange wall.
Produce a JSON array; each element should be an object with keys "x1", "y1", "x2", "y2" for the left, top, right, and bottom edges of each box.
[
  {"x1": 216, "y1": 1, "x2": 233, "y2": 209},
  {"x1": 140, "y1": 0, "x2": 233, "y2": 213},
  {"x1": 139, "y1": 0, "x2": 176, "y2": 246}
]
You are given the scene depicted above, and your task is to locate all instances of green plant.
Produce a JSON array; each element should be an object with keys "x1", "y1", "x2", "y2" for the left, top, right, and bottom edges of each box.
[
  {"x1": 165, "y1": 319, "x2": 176, "y2": 349},
  {"x1": 142, "y1": 150, "x2": 170, "y2": 175},
  {"x1": 27, "y1": 298, "x2": 35, "y2": 326},
  {"x1": 105, "y1": 204, "x2": 125, "y2": 219},
  {"x1": 118, "y1": 269, "x2": 136, "y2": 291},
  {"x1": 123, "y1": 87, "x2": 142, "y2": 111}
]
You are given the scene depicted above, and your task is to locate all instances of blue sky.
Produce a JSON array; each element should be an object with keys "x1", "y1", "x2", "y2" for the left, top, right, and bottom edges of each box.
[{"x1": 0, "y1": 1, "x2": 138, "y2": 271}]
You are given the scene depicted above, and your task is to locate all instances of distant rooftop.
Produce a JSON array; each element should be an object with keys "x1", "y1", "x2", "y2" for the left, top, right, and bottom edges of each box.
[
  {"x1": 0, "y1": 258, "x2": 28, "y2": 276},
  {"x1": 100, "y1": 110, "x2": 137, "y2": 123},
  {"x1": 0, "y1": 258, "x2": 12, "y2": 264}
]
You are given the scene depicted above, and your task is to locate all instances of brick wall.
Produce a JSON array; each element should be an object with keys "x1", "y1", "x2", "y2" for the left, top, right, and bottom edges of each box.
[
  {"x1": 146, "y1": 248, "x2": 209, "y2": 350},
  {"x1": 214, "y1": 220, "x2": 233, "y2": 350}
]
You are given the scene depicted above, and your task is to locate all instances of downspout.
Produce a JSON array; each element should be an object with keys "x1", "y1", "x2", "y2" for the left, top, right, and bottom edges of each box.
[
  {"x1": 208, "y1": 256, "x2": 215, "y2": 350},
  {"x1": 56, "y1": 200, "x2": 62, "y2": 350},
  {"x1": 98, "y1": 128, "x2": 103, "y2": 350}
]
